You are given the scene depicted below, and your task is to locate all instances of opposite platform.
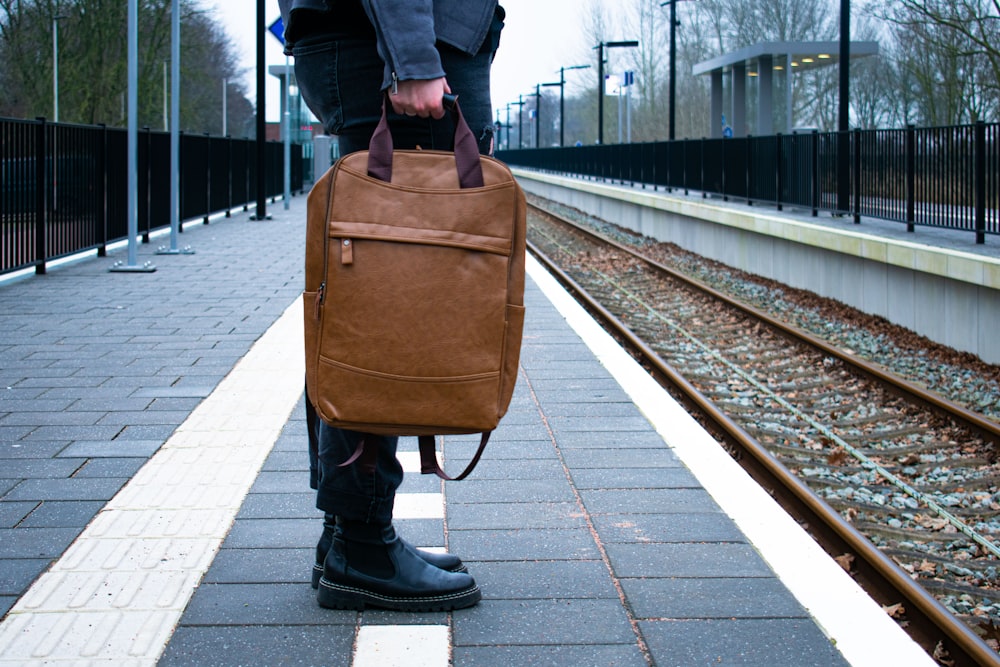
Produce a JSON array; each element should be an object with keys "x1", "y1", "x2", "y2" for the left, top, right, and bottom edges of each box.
[{"x1": 516, "y1": 168, "x2": 1000, "y2": 365}]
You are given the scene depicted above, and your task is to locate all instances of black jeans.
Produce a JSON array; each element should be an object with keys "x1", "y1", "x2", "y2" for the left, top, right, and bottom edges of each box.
[{"x1": 294, "y1": 19, "x2": 497, "y2": 524}]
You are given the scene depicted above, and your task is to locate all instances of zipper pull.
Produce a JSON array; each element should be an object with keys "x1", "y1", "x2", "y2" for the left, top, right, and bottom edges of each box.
[
  {"x1": 391, "y1": 72, "x2": 398, "y2": 96},
  {"x1": 314, "y1": 282, "x2": 325, "y2": 319}
]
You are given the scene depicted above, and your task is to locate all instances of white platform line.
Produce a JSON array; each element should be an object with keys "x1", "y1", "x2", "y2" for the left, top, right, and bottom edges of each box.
[
  {"x1": 0, "y1": 297, "x2": 306, "y2": 666},
  {"x1": 353, "y1": 625, "x2": 450, "y2": 667},
  {"x1": 525, "y1": 254, "x2": 935, "y2": 667}
]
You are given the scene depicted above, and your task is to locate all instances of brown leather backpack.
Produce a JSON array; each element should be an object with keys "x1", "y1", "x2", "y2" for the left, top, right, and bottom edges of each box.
[{"x1": 303, "y1": 98, "x2": 526, "y2": 480}]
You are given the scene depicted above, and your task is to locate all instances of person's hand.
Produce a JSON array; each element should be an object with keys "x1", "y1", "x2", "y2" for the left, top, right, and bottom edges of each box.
[{"x1": 391, "y1": 77, "x2": 451, "y2": 119}]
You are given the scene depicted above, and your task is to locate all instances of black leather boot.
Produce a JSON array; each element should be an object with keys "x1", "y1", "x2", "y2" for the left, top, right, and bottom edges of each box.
[
  {"x1": 316, "y1": 518, "x2": 481, "y2": 612},
  {"x1": 311, "y1": 514, "x2": 466, "y2": 588}
]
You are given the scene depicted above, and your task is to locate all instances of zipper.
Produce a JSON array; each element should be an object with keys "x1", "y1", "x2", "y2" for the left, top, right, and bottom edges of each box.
[
  {"x1": 391, "y1": 72, "x2": 398, "y2": 96},
  {"x1": 315, "y1": 281, "x2": 325, "y2": 319}
]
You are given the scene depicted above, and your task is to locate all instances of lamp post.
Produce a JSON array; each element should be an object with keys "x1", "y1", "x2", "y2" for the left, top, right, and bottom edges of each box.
[
  {"x1": 837, "y1": 0, "x2": 850, "y2": 214},
  {"x1": 505, "y1": 102, "x2": 514, "y2": 149},
  {"x1": 553, "y1": 65, "x2": 589, "y2": 147},
  {"x1": 658, "y1": 1, "x2": 685, "y2": 140},
  {"x1": 530, "y1": 86, "x2": 541, "y2": 148},
  {"x1": 595, "y1": 40, "x2": 638, "y2": 145},
  {"x1": 52, "y1": 15, "x2": 65, "y2": 122},
  {"x1": 512, "y1": 96, "x2": 525, "y2": 149},
  {"x1": 534, "y1": 82, "x2": 560, "y2": 148},
  {"x1": 253, "y1": 0, "x2": 268, "y2": 221}
]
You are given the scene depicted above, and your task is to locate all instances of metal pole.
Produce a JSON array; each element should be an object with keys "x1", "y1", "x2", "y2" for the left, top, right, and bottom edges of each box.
[
  {"x1": 597, "y1": 43, "x2": 604, "y2": 145},
  {"x1": 283, "y1": 58, "x2": 291, "y2": 210},
  {"x1": 156, "y1": 0, "x2": 191, "y2": 256},
  {"x1": 112, "y1": 0, "x2": 155, "y2": 272},
  {"x1": 837, "y1": 0, "x2": 850, "y2": 214},
  {"x1": 617, "y1": 79, "x2": 622, "y2": 144},
  {"x1": 559, "y1": 68, "x2": 566, "y2": 147},
  {"x1": 52, "y1": 17, "x2": 59, "y2": 123},
  {"x1": 126, "y1": 1, "x2": 138, "y2": 264},
  {"x1": 517, "y1": 95, "x2": 524, "y2": 149},
  {"x1": 253, "y1": 0, "x2": 269, "y2": 220},
  {"x1": 222, "y1": 77, "x2": 228, "y2": 136},
  {"x1": 505, "y1": 103, "x2": 511, "y2": 150},
  {"x1": 163, "y1": 62, "x2": 168, "y2": 131},
  {"x1": 556, "y1": 65, "x2": 590, "y2": 147},
  {"x1": 839, "y1": 0, "x2": 850, "y2": 134},
  {"x1": 626, "y1": 76, "x2": 631, "y2": 143},
  {"x1": 597, "y1": 42, "x2": 638, "y2": 145},
  {"x1": 170, "y1": 0, "x2": 180, "y2": 242},
  {"x1": 52, "y1": 15, "x2": 62, "y2": 212},
  {"x1": 534, "y1": 84, "x2": 541, "y2": 149},
  {"x1": 669, "y1": 0, "x2": 676, "y2": 140}
]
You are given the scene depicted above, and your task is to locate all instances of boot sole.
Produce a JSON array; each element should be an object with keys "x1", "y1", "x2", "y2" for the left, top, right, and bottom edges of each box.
[
  {"x1": 316, "y1": 577, "x2": 481, "y2": 612},
  {"x1": 311, "y1": 562, "x2": 467, "y2": 589}
]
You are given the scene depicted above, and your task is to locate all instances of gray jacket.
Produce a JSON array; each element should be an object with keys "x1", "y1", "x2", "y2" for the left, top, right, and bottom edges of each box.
[{"x1": 278, "y1": 0, "x2": 499, "y2": 90}]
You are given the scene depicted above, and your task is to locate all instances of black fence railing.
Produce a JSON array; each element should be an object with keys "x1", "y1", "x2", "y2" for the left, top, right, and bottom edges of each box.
[
  {"x1": 497, "y1": 121, "x2": 999, "y2": 243},
  {"x1": 1, "y1": 117, "x2": 304, "y2": 276}
]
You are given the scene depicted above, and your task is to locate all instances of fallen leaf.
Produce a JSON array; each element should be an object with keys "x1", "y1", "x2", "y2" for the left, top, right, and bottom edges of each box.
[
  {"x1": 917, "y1": 560, "x2": 937, "y2": 574},
  {"x1": 932, "y1": 641, "x2": 955, "y2": 666},
  {"x1": 834, "y1": 553, "x2": 855, "y2": 572},
  {"x1": 883, "y1": 602, "x2": 906, "y2": 618},
  {"x1": 827, "y1": 447, "x2": 849, "y2": 465}
]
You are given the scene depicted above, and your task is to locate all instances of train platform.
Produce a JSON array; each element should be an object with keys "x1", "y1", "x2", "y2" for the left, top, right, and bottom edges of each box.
[{"x1": 0, "y1": 193, "x2": 936, "y2": 665}]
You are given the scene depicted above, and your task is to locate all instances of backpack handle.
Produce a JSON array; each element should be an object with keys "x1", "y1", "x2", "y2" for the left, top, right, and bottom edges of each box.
[{"x1": 367, "y1": 93, "x2": 485, "y2": 189}]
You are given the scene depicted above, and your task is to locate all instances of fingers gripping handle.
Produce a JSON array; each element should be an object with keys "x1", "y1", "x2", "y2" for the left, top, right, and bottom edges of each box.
[{"x1": 368, "y1": 94, "x2": 484, "y2": 189}]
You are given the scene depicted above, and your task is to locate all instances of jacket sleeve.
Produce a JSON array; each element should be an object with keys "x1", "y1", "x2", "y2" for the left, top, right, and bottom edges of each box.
[{"x1": 361, "y1": 0, "x2": 446, "y2": 90}]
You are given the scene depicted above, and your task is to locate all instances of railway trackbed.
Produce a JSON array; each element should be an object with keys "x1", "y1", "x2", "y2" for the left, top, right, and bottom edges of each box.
[{"x1": 526, "y1": 199, "x2": 1000, "y2": 666}]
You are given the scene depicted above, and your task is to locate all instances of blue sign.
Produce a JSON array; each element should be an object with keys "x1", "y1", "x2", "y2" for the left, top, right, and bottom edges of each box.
[{"x1": 268, "y1": 17, "x2": 285, "y2": 45}]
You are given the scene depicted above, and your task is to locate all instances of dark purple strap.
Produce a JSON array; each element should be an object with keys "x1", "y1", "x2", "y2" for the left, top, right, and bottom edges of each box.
[
  {"x1": 418, "y1": 433, "x2": 491, "y2": 481},
  {"x1": 368, "y1": 94, "x2": 484, "y2": 189},
  {"x1": 338, "y1": 435, "x2": 378, "y2": 477},
  {"x1": 338, "y1": 432, "x2": 489, "y2": 481}
]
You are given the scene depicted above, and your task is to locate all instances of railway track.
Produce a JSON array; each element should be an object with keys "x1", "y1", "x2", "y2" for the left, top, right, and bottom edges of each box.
[{"x1": 526, "y1": 200, "x2": 1000, "y2": 666}]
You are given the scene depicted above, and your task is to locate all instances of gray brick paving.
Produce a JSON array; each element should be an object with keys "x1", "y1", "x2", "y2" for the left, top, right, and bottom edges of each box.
[
  {"x1": 1, "y1": 194, "x2": 850, "y2": 665},
  {"x1": 160, "y1": 626, "x2": 354, "y2": 667},
  {"x1": 0, "y1": 197, "x2": 306, "y2": 609},
  {"x1": 640, "y1": 619, "x2": 847, "y2": 666}
]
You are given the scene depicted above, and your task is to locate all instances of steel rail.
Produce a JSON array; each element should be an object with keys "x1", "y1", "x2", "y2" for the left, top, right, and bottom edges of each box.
[
  {"x1": 525, "y1": 207, "x2": 1000, "y2": 666},
  {"x1": 527, "y1": 203, "x2": 1000, "y2": 445}
]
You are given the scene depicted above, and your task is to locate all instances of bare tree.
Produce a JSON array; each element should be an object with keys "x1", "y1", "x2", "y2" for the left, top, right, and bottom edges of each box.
[
  {"x1": 871, "y1": 0, "x2": 998, "y2": 124},
  {"x1": 884, "y1": 0, "x2": 1000, "y2": 101},
  {"x1": 0, "y1": 0, "x2": 255, "y2": 134}
]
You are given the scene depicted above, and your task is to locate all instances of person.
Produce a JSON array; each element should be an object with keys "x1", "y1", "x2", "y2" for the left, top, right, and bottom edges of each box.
[{"x1": 277, "y1": 0, "x2": 504, "y2": 612}]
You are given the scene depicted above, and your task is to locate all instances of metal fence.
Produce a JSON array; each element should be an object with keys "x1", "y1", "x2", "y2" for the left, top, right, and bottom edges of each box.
[
  {"x1": 1, "y1": 117, "x2": 303, "y2": 276},
  {"x1": 497, "y1": 121, "x2": 999, "y2": 243}
]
